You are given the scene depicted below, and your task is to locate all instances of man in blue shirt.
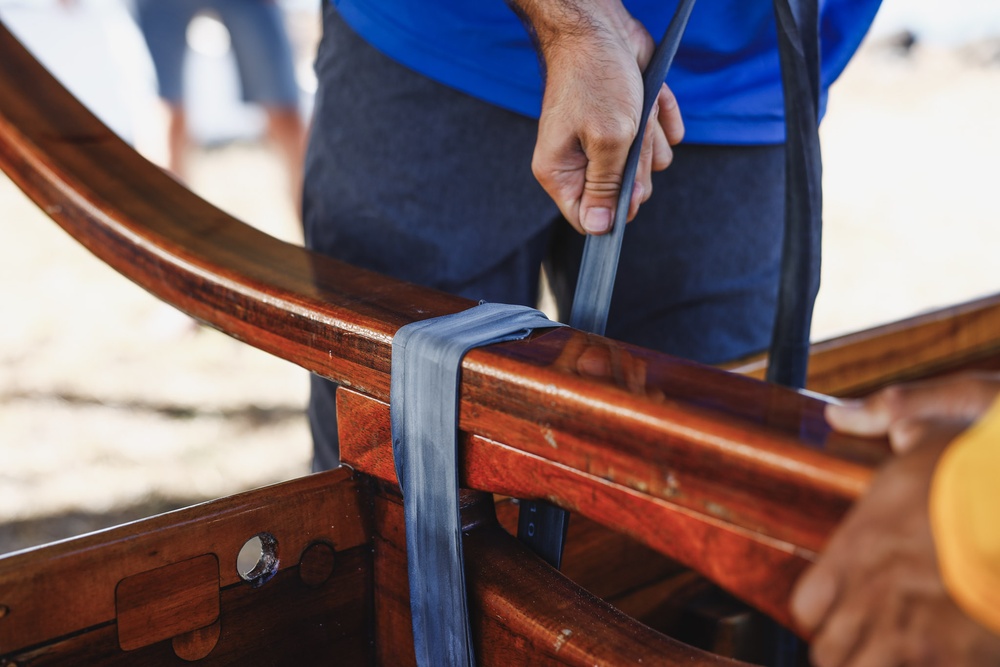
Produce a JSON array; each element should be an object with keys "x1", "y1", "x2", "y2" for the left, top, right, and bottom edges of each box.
[{"x1": 304, "y1": 0, "x2": 882, "y2": 470}]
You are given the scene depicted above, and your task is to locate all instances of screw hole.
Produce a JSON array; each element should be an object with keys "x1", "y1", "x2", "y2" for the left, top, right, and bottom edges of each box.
[{"x1": 236, "y1": 533, "x2": 278, "y2": 587}]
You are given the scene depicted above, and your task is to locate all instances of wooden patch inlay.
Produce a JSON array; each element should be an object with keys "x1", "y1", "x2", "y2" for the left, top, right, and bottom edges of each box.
[{"x1": 116, "y1": 554, "x2": 220, "y2": 651}]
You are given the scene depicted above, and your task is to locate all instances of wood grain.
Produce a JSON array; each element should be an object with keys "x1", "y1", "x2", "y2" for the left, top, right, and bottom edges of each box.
[
  {"x1": 341, "y1": 387, "x2": 817, "y2": 629},
  {"x1": 0, "y1": 18, "x2": 894, "y2": 630},
  {"x1": 4, "y1": 546, "x2": 374, "y2": 665},
  {"x1": 0, "y1": 467, "x2": 368, "y2": 655},
  {"x1": 371, "y1": 482, "x2": 750, "y2": 666},
  {"x1": 726, "y1": 293, "x2": 1000, "y2": 396},
  {"x1": 0, "y1": 17, "x2": 885, "y2": 640},
  {"x1": 4, "y1": 15, "x2": 1000, "y2": 660}
]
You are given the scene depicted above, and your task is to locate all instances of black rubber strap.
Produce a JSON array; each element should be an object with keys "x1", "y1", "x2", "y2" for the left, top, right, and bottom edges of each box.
[
  {"x1": 520, "y1": 0, "x2": 823, "y2": 572},
  {"x1": 767, "y1": 0, "x2": 822, "y2": 390},
  {"x1": 517, "y1": 0, "x2": 699, "y2": 570},
  {"x1": 770, "y1": 4, "x2": 822, "y2": 664},
  {"x1": 392, "y1": 2, "x2": 820, "y2": 663}
]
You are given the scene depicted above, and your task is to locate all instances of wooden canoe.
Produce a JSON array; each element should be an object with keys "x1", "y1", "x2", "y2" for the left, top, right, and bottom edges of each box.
[{"x1": 1, "y1": 18, "x2": 999, "y2": 666}]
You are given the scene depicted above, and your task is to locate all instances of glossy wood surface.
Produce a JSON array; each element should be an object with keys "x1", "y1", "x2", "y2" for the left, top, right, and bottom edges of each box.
[
  {"x1": 5, "y1": 553, "x2": 376, "y2": 666},
  {"x1": 6, "y1": 13, "x2": 1000, "y2": 664},
  {"x1": 341, "y1": 387, "x2": 822, "y2": 629},
  {"x1": 115, "y1": 553, "x2": 220, "y2": 651},
  {"x1": 0, "y1": 466, "x2": 754, "y2": 665},
  {"x1": 6, "y1": 15, "x2": 1000, "y2": 658},
  {"x1": 371, "y1": 483, "x2": 749, "y2": 666},
  {"x1": 727, "y1": 292, "x2": 1000, "y2": 396},
  {"x1": 0, "y1": 468, "x2": 373, "y2": 662}
]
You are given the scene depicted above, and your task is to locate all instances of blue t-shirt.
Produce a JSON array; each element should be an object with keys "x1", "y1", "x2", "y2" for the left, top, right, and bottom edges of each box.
[{"x1": 333, "y1": 0, "x2": 881, "y2": 144}]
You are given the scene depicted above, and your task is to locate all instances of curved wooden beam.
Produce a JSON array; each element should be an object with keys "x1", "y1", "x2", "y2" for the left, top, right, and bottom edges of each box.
[
  {"x1": 376, "y1": 486, "x2": 749, "y2": 666},
  {"x1": 0, "y1": 471, "x2": 749, "y2": 665},
  {"x1": 726, "y1": 292, "x2": 1000, "y2": 396},
  {"x1": 0, "y1": 19, "x2": 887, "y2": 635}
]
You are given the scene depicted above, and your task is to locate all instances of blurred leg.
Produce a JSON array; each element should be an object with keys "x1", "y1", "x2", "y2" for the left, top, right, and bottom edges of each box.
[
  {"x1": 216, "y1": 0, "x2": 304, "y2": 204},
  {"x1": 263, "y1": 106, "x2": 305, "y2": 209},
  {"x1": 133, "y1": 0, "x2": 196, "y2": 178},
  {"x1": 164, "y1": 102, "x2": 189, "y2": 178}
]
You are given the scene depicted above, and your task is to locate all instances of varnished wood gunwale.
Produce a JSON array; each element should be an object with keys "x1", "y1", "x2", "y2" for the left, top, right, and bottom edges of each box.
[
  {"x1": 339, "y1": 388, "x2": 816, "y2": 629},
  {"x1": 0, "y1": 467, "x2": 370, "y2": 656},
  {"x1": 5, "y1": 10, "x2": 1000, "y2": 659},
  {"x1": 0, "y1": 469, "x2": 748, "y2": 666},
  {"x1": 0, "y1": 18, "x2": 886, "y2": 606},
  {"x1": 371, "y1": 484, "x2": 749, "y2": 666},
  {"x1": 726, "y1": 292, "x2": 1000, "y2": 396}
]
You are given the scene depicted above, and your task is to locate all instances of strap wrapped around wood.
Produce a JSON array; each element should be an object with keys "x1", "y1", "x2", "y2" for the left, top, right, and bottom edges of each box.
[
  {"x1": 390, "y1": 303, "x2": 562, "y2": 667},
  {"x1": 0, "y1": 16, "x2": 928, "y2": 635}
]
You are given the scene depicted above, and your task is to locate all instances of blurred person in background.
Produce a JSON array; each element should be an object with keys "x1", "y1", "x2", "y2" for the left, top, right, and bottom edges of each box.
[
  {"x1": 0, "y1": 0, "x2": 160, "y2": 156},
  {"x1": 133, "y1": 0, "x2": 305, "y2": 198}
]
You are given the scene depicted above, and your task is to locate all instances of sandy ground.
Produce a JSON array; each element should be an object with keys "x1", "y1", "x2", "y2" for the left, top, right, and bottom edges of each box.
[{"x1": 1, "y1": 36, "x2": 999, "y2": 555}]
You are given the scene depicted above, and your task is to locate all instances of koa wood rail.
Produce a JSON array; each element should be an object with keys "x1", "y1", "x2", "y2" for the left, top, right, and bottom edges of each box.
[{"x1": 2, "y1": 18, "x2": 999, "y2": 666}]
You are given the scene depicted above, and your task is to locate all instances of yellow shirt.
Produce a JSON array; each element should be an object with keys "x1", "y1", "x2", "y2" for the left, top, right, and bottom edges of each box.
[{"x1": 930, "y1": 396, "x2": 1000, "y2": 634}]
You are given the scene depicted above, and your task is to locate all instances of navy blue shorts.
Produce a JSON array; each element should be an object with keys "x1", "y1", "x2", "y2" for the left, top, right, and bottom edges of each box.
[
  {"x1": 135, "y1": 0, "x2": 299, "y2": 106},
  {"x1": 303, "y1": 4, "x2": 788, "y2": 470}
]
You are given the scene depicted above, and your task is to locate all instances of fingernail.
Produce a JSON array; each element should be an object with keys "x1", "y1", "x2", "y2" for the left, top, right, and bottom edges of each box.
[
  {"x1": 825, "y1": 400, "x2": 862, "y2": 420},
  {"x1": 789, "y1": 568, "x2": 837, "y2": 632},
  {"x1": 825, "y1": 399, "x2": 894, "y2": 439},
  {"x1": 583, "y1": 207, "x2": 611, "y2": 234}
]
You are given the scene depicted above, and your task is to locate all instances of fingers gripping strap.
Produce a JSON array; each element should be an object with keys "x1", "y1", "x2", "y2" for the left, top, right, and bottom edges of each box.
[
  {"x1": 520, "y1": 0, "x2": 699, "y2": 571},
  {"x1": 569, "y1": 0, "x2": 698, "y2": 335},
  {"x1": 390, "y1": 302, "x2": 564, "y2": 667},
  {"x1": 567, "y1": 0, "x2": 822, "y2": 390}
]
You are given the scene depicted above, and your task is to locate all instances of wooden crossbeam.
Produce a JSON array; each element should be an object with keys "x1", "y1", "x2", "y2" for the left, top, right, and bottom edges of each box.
[
  {"x1": 0, "y1": 18, "x2": 882, "y2": 630},
  {"x1": 3, "y1": 17, "x2": 999, "y2": 661}
]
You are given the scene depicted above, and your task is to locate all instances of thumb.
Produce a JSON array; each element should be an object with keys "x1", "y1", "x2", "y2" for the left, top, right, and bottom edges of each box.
[
  {"x1": 826, "y1": 374, "x2": 999, "y2": 440},
  {"x1": 790, "y1": 565, "x2": 837, "y2": 637},
  {"x1": 578, "y1": 122, "x2": 635, "y2": 235},
  {"x1": 825, "y1": 398, "x2": 892, "y2": 438}
]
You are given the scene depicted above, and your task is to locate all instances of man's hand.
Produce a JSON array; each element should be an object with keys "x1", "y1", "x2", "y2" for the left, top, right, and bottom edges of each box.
[
  {"x1": 512, "y1": 0, "x2": 684, "y2": 235},
  {"x1": 825, "y1": 372, "x2": 1000, "y2": 453},
  {"x1": 791, "y1": 372, "x2": 1000, "y2": 666},
  {"x1": 792, "y1": 422, "x2": 1000, "y2": 666}
]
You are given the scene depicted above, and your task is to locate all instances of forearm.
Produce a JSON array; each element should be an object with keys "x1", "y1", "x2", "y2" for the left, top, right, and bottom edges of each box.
[{"x1": 507, "y1": 0, "x2": 632, "y2": 50}]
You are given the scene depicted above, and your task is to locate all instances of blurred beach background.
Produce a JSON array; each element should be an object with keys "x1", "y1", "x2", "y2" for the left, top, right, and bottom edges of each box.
[{"x1": 0, "y1": 0, "x2": 998, "y2": 554}]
